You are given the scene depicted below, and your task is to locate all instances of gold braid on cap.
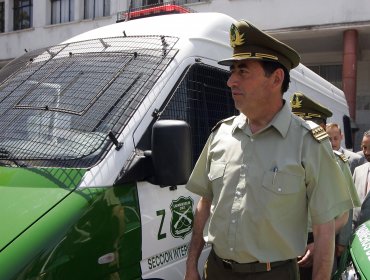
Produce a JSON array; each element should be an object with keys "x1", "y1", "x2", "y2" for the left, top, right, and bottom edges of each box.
[
  {"x1": 255, "y1": 53, "x2": 278, "y2": 60},
  {"x1": 233, "y1": 52, "x2": 278, "y2": 61}
]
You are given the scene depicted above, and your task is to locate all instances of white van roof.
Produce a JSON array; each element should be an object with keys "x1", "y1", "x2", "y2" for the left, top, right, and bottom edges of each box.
[
  {"x1": 64, "y1": 12, "x2": 350, "y2": 131},
  {"x1": 63, "y1": 12, "x2": 234, "y2": 60}
]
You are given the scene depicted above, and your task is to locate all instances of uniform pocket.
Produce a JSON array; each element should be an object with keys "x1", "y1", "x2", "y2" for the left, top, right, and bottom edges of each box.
[
  {"x1": 262, "y1": 170, "x2": 302, "y2": 195},
  {"x1": 208, "y1": 161, "x2": 227, "y2": 181},
  {"x1": 260, "y1": 170, "x2": 304, "y2": 221}
]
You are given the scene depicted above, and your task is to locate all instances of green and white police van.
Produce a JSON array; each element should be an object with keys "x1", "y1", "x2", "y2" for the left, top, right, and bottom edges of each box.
[
  {"x1": 335, "y1": 221, "x2": 370, "y2": 280},
  {"x1": 0, "y1": 11, "x2": 364, "y2": 280}
]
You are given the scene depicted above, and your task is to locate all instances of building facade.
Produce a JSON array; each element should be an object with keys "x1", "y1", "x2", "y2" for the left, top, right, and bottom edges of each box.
[{"x1": 0, "y1": 0, "x2": 370, "y2": 148}]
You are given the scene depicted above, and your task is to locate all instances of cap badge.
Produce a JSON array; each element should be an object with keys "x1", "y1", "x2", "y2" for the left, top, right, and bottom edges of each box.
[
  {"x1": 291, "y1": 94, "x2": 302, "y2": 109},
  {"x1": 230, "y1": 24, "x2": 245, "y2": 48}
]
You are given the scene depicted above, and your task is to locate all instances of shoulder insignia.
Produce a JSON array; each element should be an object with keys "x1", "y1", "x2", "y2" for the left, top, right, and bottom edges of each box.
[
  {"x1": 310, "y1": 126, "x2": 329, "y2": 143},
  {"x1": 211, "y1": 116, "x2": 237, "y2": 132},
  {"x1": 333, "y1": 150, "x2": 348, "y2": 163},
  {"x1": 304, "y1": 120, "x2": 329, "y2": 143}
]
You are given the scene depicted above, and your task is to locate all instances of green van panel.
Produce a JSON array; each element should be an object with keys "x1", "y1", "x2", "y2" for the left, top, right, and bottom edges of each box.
[
  {"x1": 0, "y1": 167, "x2": 86, "y2": 251},
  {"x1": 0, "y1": 179, "x2": 142, "y2": 280},
  {"x1": 350, "y1": 221, "x2": 370, "y2": 279}
]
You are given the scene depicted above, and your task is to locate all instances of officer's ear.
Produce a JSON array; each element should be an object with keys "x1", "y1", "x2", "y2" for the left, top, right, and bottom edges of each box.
[{"x1": 271, "y1": 68, "x2": 284, "y2": 88}]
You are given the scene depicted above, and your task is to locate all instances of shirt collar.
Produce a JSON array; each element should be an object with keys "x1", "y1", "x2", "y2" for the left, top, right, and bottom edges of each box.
[
  {"x1": 232, "y1": 101, "x2": 292, "y2": 138},
  {"x1": 233, "y1": 114, "x2": 247, "y2": 134}
]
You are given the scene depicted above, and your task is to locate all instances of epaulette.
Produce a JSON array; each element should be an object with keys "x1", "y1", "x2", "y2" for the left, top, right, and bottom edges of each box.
[
  {"x1": 333, "y1": 150, "x2": 348, "y2": 163},
  {"x1": 304, "y1": 120, "x2": 329, "y2": 143},
  {"x1": 211, "y1": 116, "x2": 237, "y2": 132}
]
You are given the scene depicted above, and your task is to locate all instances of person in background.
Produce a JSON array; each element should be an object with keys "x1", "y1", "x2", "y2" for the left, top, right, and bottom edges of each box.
[
  {"x1": 185, "y1": 19, "x2": 353, "y2": 280},
  {"x1": 290, "y1": 92, "x2": 360, "y2": 280},
  {"x1": 353, "y1": 130, "x2": 370, "y2": 228},
  {"x1": 357, "y1": 149, "x2": 366, "y2": 166},
  {"x1": 326, "y1": 122, "x2": 363, "y2": 173}
]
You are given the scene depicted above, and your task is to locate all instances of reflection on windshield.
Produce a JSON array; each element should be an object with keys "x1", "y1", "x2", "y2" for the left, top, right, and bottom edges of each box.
[{"x1": 0, "y1": 36, "x2": 178, "y2": 167}]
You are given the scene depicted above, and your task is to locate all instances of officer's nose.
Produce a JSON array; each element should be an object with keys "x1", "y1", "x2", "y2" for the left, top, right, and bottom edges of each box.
[{"x1": 227, "y1": 73, "x2": 237, "y2": 89}]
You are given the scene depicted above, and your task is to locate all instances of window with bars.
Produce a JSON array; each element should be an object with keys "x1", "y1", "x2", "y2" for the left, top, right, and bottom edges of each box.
[
  {"x1": 84, "y1": 0, "x2": 110, "y2": 19},
  {"x1": 14, "y1": 0, "x2": 32, "y2": 30},
  {"x1": 0, "y1": 2, "x2": 4, "y2": 33},
  {"x1": 158, "y1": 64, "x2": 236, "y2": 165},
  {"x1": 308, "y1": 64, "x2": 342, "y2": 90},
  {"x1": 51, "y1": 0, "x2": 74, "y2": 24}
]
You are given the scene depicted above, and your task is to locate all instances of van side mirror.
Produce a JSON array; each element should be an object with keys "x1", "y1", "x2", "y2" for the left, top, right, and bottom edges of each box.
[
  {"x1": 150, "y1": 120, "x2": 192, "y2": 187},
  {"x1": 115, "y1": 120, "x2": 192, "y2": 187}
]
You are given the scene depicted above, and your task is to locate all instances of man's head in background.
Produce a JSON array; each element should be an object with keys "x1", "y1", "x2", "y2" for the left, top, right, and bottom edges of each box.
[
  {"x1": 326, "y1": 123, "x2": 343, "y2": 151},
  {"x1": 361, "y1": 130, "x2": 370, "y2": 162}
]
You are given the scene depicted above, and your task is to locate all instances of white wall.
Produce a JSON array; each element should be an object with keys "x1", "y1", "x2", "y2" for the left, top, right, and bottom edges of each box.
[
  {"x1": 194, "y1": 0, "x2": 370, "y2": 29},
  {"x1": 0, "y1": 0, "x2": 119, "y2": 61}
]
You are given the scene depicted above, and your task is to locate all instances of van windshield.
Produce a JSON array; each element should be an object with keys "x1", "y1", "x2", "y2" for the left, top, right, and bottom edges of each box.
[{"x1": 0, "y1": 36, "x2": 178, "y2": 168}]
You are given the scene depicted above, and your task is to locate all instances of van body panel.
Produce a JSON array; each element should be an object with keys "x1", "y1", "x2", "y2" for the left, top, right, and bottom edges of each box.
[
  {"x1": 0, "y1": 183, "x2": 98, "y2": 279},
  {"x1": 349, "y1": 222, "x2": 370, "y2": 277},
  {"x1": 137, "y1": 179, "x2": 212, "y2": 279},
  {"x1": 0, "y1": 183, "x2": 143, "y2": 280},
  {"x1": 0, "y1": 167, "x2": 85, "y2": 251},
  {"x1": 137, "y1": 182, "x2": 196, "y2": 276}
]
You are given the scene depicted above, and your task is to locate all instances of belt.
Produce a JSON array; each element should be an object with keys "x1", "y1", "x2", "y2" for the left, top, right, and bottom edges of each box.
[{"x1": 211, "y1": 249, "x2": 293, "y2": 273}]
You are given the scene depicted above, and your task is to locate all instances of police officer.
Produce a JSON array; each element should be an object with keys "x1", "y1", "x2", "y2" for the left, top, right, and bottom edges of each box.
[
  {"x1": 290, "y1": 92, "x2": 360, "y2": 279},
  {"x1": 184, "y1": 20, "x2": 353, "y2": 280},
  {"x1": 326, "y1": 122, "x2": 362, "y2": 174}
]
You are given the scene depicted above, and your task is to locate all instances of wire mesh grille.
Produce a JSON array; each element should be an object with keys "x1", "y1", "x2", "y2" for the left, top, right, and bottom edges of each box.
[
  {"x1": 160, "y1": 63, "x2": 237, "y2": 165},
  {"x1": 0, "y1": 35, "x2": 178, "y2": 167}
]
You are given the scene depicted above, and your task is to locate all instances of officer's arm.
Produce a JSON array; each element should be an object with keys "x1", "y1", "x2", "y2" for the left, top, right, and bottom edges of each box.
[
  {"x1": 312, "y1": 219, "x2": 335, "y2": 280},
  {"x1": 185, "y1": 196, "x2": 211, "y2": 280},
  {"x1": 335, "y1": 211, "x2": 349, "y2": 233}
]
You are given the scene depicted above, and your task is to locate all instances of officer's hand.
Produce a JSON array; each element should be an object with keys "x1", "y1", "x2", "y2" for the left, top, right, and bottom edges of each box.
[
  {"x1": 184, "y1": 267, "x2": 201, "y2": 280},
  {"x1": 297, "y1": 242, "x2": 314, "y2": 267}
]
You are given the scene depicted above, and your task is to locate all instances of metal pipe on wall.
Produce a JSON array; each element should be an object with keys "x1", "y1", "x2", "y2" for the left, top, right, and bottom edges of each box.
[{"x1": 342, "y1": 29, "x2": 358, "y2": 120}]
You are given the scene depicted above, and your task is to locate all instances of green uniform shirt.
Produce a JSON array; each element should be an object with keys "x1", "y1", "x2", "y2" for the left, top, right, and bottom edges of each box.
[
  {"x1": 333, "y1": 151, "x2": 361, "y2": 208},
  {"x1": 186, "y1": 102, "x2": 353, "y2": 263},
  {"x1": 307, "y1": 150, "x2": 360, "y2": 234}
]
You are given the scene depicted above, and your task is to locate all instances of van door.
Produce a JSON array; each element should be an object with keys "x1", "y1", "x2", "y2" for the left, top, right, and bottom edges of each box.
[{"x1": 135, "y1": 63, "x2": 236, "y2": 279}]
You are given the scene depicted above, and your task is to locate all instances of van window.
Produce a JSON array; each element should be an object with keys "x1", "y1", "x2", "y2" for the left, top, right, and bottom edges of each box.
[
  {"x1": 160, "y1": 63, "x2": 237, "y2": 165},
  {"x1": 0, "y1": 35, "x2": 178, "y2": 168}
]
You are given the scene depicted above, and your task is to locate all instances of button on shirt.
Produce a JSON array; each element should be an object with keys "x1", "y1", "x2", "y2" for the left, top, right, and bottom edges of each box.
[{"x1": 186, "y1": 102, "x2": 353, "y2": 263}]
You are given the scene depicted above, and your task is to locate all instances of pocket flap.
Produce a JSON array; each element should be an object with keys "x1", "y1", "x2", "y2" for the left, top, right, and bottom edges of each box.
[{"x1": 208, "y1": 162, "x2": 226, "y2": 181}]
